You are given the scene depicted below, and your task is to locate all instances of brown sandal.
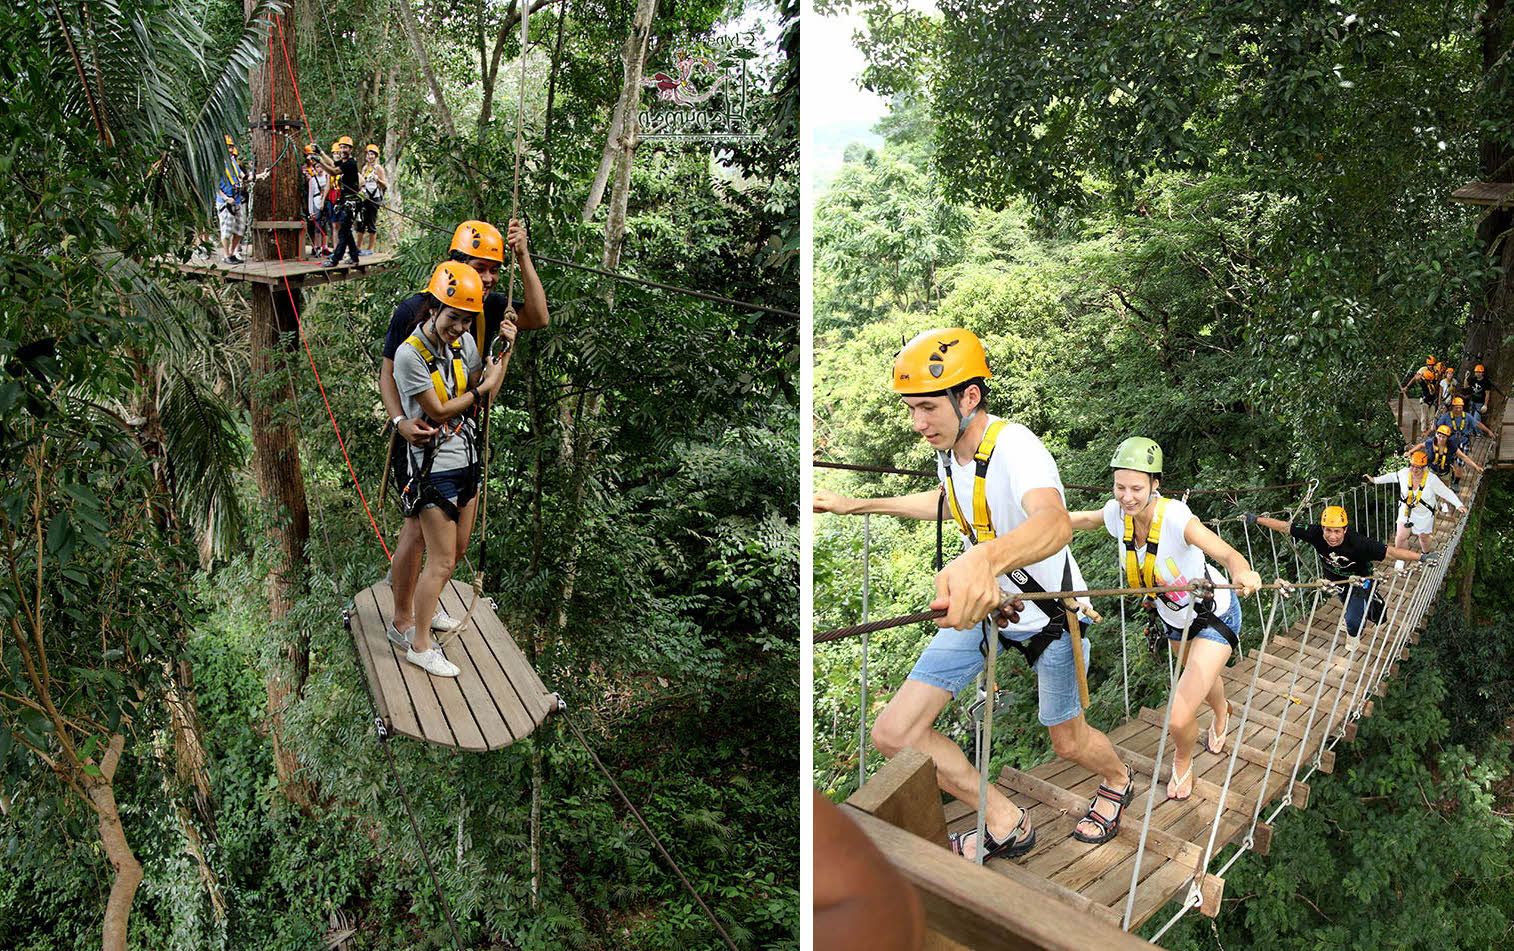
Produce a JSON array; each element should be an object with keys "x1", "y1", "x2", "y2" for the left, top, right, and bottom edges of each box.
[{"x1": 1072, "y1": 765, "x2": 1134, "y2": 844}]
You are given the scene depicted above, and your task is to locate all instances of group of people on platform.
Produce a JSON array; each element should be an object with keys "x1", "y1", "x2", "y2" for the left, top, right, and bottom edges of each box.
[
  {"x1": 1402, "y1": 354, "x2": 1501, "y2": 436},
  {"x1": 814, "y1": 329, "x2": 1474, "y2": 862},
  {"x1": 212, "y1": 134, "x2": 388, "y2": 267},
  {"x1": 377, "y1": 218, "x2": 548, "y2": 678}
]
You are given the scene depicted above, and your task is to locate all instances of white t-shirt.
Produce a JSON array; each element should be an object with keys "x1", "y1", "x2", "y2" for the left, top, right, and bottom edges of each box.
[
  {"x1": 1101, "y1": 496, "x2": 1232, "y2": 628},
  {"x1": 935, "y1": 417, "x2": 1087, "y2": 635},
  {"x1": 1373, "y1": 469, "x2": 1460, "y2": 515},
  {"x1": 306, "y1": 170, "x2": 327, "y2": 217}
]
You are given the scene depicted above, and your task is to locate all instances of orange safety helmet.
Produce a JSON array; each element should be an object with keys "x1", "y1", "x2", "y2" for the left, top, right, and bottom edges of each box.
[
  {"x1": 1436, "y1": 424, "x2": 1452, "y2": 436},
  {"x1": 1320, "y1": 506, "x2": 1348, "y2": 529},
  {"x1": 449, "y1": 220, "x2": 506, "y2": 264},
  {"x1": 1427, "y1": 355, "x2": 1436, "y2": 365},
  {"x1": 1421, "y1": 367, "x2": 1436, "y2": 380},
  {"x1": 303, "y1": 143, "x2": 316, "y2": 155},
  {"x1": 337, "y1": 135, "x2": 355, "y2": 147},
  {"x1": 1451, "y1": 396, "x2": 1465, "y2": 409},
  {"x1": 893, "y1": 328, "x2": 993, "y2": 395},
  {"x1": 1410, "y1": 449, "x2": 1429, "y2": 467},
  {"x1": 365, "y1": 143, "x2": 380, "y2": 156},
  {"x1": 1475, "y1": 364, "x2": 1486, "y2": 373},
  {"x1": 426, "y1": 261, "x2": 485, "y2": 314}
]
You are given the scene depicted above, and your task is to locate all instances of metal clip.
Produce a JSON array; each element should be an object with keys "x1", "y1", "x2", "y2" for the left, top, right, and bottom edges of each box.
[{"x1": 373, "y1": 716, "x2": 389, "y2": 741}]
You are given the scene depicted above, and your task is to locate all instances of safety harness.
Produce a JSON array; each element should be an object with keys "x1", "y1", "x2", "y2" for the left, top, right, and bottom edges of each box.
[
  {"x1": 1426, "y1": 440, "x2": 1451, "y2": 476},
  {"x1": 1400, "y1": 471, "x2": 1433, "y2": 520},
  {"x1": 942, "y1": 420, "x2": 1075, "y2": 668},
  {"x1": 1121, "y1": 497, "x2": 1238, "y2": 653},
  {"x1": 392, "y1": 330, "x2": 479, "y2": 521},
  {"x1": 1418, "y1": 378, "x2": 1437, "y2": 403}
]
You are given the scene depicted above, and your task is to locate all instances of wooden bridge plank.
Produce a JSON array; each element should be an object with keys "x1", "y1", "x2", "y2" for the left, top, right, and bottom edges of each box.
[
  {"x1": 351, "y1": 585, "x2": 412, "y2": 736},
  {"x1": 369, "y1": 583, "x2": 482, "y2": 749},
  {"x1": 431, "y1": 582, "x2": 521, "y2": 748}
]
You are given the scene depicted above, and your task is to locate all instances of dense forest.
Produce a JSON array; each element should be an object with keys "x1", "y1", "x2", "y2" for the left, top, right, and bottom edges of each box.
[
  {"x1": 0, "y1": 1, "x2": 797, "y2": 949},
  {"x1": 814, "y1": 0, "x2": 1514, "y2": 946}
]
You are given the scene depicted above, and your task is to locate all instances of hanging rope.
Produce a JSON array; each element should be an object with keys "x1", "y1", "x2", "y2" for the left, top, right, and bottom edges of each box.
[{"x1": 561, "y1": 711, "x2": 741, "y2": 951}]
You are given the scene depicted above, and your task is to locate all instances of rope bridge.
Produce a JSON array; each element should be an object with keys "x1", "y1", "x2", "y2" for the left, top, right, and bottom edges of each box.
[{"x1": 819, "y1": 415, "x2": 1497, "y2": 947}]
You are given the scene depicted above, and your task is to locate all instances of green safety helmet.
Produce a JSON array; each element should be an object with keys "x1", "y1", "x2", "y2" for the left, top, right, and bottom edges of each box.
[{"x1": 1110, "y1": 436, "x2": 1163, "y2": 475}]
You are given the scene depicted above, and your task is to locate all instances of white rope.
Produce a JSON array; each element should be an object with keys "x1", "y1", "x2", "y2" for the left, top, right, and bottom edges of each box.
[
  {"x1": 859, "y1": 514, "x2": 870, "y2": 789},
  {"x1": 974, "y1": 618, "x2": 999, "y2": 866},
  {"x1": 1120, "y1": 610, "x2": 1197, "y2": 930}
]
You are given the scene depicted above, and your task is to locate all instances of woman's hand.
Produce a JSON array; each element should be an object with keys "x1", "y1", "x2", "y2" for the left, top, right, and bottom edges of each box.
[
  {"x1": 478, "y1": 355, "x2": 507, "y2": 396},
  {"x1": 397, "y1": 417, "x2": 437, "y2": 446}
]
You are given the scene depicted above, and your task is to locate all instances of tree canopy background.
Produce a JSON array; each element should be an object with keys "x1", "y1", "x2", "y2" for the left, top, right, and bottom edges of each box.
[
  {"x1": 0, "y1": 0, "x2": 797, "y2": 949},
  {"x1": 814, "y1": 0, "x2": 1514, "y2": 945}
]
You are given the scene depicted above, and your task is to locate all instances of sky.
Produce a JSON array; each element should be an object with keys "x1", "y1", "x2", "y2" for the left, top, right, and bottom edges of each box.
[{"x1": 807, "y1": 10, "x2": 889, "y2": 189}]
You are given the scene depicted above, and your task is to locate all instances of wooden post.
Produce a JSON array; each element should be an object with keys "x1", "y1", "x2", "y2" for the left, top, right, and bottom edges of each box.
[
  {"x1": 1064, "y1": 606, "x2": 1090, "y2": 709},
  {"x1": 247, "y1": 0, "x2": 314, "y2": 806}
]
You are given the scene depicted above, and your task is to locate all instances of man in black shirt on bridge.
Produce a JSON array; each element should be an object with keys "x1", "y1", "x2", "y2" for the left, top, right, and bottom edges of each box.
[
  {"x1": 316, "y1": 136, "x2": 362, "y2": 267},
  {"x1": 1247, "y1": 505, "x2": 1432, "y2": 646}
]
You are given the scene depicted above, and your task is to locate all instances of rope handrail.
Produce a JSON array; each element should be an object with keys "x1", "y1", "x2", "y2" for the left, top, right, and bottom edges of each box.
[
  {"x1": 813, "y1": 575, "x2": 1398, "y2": 644},
  {"x1": 813, "y1": 459, "x2": 1307, "y2": 496}
]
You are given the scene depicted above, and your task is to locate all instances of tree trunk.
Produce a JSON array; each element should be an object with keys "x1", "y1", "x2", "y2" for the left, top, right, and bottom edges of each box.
[
  {"x1": 384, "y1": 65, "x2": 403, "y2": 218},
  {"x1": 543, "y1": 0, "x2": 568, "y2": 202},
  {"x1": 582, "y1": 0, "x2": 657, "y2": 221},
  {"x1": 530, "y1": 741, "x2": 543, "y2": 910},
  {"x1": 1468, "y1": 0, "x2": 1514, "y2": 390},
  {"x1": 394, "y1": 0, "x2": 457, "y2": 137},
  {"x1": 88, "y1": 734, "x2": 143, "y2": 951},
  {"x1": 249, "y1": 0, "x2": 314, "y2": 808}
]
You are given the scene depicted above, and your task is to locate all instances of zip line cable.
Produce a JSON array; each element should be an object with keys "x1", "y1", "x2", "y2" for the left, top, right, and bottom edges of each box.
[
  {"x1": 561, "y1": 711, "x2": 741, "y2": 951},
  {"x1": 377, "y1": 200, "x2": 799, "y2": 318}
]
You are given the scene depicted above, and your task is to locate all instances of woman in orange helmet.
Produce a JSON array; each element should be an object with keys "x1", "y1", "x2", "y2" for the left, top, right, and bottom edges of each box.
[
  {"x1": 357, "y1": 143, "x2": 388, "y2": 255},
  {"x1": 388, "y1": 262, "x2": 511, "y2": 677}
]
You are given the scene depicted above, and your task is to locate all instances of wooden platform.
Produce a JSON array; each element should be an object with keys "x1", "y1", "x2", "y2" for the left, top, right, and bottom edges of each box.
[
  {"x1": 173, "y1": 251, "x2": 399, "y2": 287},
  {"x1": 1450, "y1": 181, "x2": 1514, "y2": 206},
  {"x1": 347, "y1": 578, "x2": 558, "y2": 750}
]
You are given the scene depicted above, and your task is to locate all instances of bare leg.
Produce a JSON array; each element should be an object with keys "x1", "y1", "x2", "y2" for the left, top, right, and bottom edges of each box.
[
  {"x1": 872, "y1": 681, "x2": 1027, "y2": 855},
  {"x1": 1163, "y1": 639, "x2": 1232, "y2": 798},
  {"x1": 411, "y1": 507, "x2": 458, "y2": 653},
  {"x1": 1046, "y1": 714, "x2": 1132, "y2": 838},
  {"x1": 390, "y1": 516, "x2": 424, "y2": 632}
]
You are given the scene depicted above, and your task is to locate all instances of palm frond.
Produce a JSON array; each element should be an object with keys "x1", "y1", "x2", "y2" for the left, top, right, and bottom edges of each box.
[{"x1": 159, "y1": 365, "x2": 247, "y2": 559}]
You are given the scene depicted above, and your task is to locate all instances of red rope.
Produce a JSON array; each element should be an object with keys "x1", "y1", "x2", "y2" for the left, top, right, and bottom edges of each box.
[{"x1": 266, "y1": 16, "x2": 391, "y2": 560}]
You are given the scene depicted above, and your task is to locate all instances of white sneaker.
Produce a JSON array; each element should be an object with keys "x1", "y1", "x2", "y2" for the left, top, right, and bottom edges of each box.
[
  {"x1": 431, "y1": 609, "x2": 462, "y2": 632},
  {"x1": 1394, "y1": 560, "x2": 1405, "y2": 573},
  {"x1": 405, "y1": 647, "x2": 460, "y2": 678},
  {"x1": 386, "y1": 624, "x2": 414, "y2": 650},
  {"x1": 1344, "y1": 635, "x2": 1359, "y2": 653}
]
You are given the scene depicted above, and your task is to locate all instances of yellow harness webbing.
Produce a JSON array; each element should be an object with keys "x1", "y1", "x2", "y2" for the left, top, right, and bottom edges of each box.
[
  {"x1": 943, "y1": 420, "x2": 1009, "y2": 544},
  {"x1": 1431, "y1": 444, "x2": 1449, "y2": 472},
  {"x1": 1122, "y1": 497, "x2": 1170, "y2": 589},
  {"x1": 404, "y1": 332, "x2": 467, "y2": 409},
  {"x1": 1402, "y1": 472, "x2": 1428, "y2": 517}
]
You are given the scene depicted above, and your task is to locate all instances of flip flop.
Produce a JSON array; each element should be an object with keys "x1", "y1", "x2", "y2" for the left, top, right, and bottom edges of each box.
[
  {"x1": 1166, "y1": 762, "x2": 1194, "y2": 801},
  {"x1": 1205, "y1": 704, "x2": 1231, "y2": 755}
]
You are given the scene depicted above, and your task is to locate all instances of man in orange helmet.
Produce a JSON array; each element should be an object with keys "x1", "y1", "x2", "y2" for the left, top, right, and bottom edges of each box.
[
  {"x1": 378, "y1": 219, "x2": 548, "y2": 647},
  {"x1": 1249, "y1": 506, "x2": 1431, "y2": 644},
  {"x1": 1428, "y1": 396, "x2": 1494, "y2": 451},
  {"x1": 1366, "y1": 451, "x2": 1465, "y2": 557},
  {"x1": 1407, "y1": 423, "x2": 1483, "y2": 490},
  {"x1": 814, "y1": 328, "x2": 1133, "y2": 859},
  {"x1": 316, "y1": 136, "x2": 361, "y2": 267},
  {"x1": 1400, "y1": 363, "x2": 1439, "y2": 435},
  {"x1": 1463, "y1": 363, "x2": 1502, "y2": 417}
]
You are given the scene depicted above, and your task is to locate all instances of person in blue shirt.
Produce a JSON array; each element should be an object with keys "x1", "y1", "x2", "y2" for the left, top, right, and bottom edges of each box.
[
  {"x1": 1405, "y1": 424, "x2": 1483, "y2": 488},
  {"x1": 1428, "y1": 396, "x2": 1494, "y2": 451},
  {"x1": 216, "y1": 136, "x2": 250, "y2": 264}
]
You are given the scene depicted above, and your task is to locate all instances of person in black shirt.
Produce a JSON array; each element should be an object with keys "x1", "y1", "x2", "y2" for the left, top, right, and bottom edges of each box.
[
  {"x1": 377, "y1": 218, "x2": 549, "y2": 643},
  {"x1": 1464, "y1": 363, "x2": 1502, "y2": 416},
  {"x1": 316, "y1": 136, "x2": 362, "y2": 267},
  {"x1": 1249, "y1": 506, "x2": 1431, "y2": 643}
]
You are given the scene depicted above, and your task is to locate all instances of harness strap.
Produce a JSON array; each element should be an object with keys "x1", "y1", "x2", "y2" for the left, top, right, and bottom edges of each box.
[
  {"x1": 1121, "y1": 497, "x2": 1169, "y2": 589},
  {"x1": 943, "y1": 420, "x2": 1009, "y2": 544},
  {"x1": 1401, "y1": 472, "x2": 1431, "y2": 517},
  {"x1": 405, "y1": 332, "x2": 469, "y2": 415}
]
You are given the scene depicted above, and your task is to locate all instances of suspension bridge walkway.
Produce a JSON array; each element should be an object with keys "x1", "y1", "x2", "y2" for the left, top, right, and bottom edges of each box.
[{"x1": 820, "y1": 409, "x2": 1499, "y2": 949}]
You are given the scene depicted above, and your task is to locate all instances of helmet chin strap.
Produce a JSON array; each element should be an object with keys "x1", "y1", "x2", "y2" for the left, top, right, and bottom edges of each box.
[{"x1": 947, "y1": 390, "x2": 980, "y2": 448}]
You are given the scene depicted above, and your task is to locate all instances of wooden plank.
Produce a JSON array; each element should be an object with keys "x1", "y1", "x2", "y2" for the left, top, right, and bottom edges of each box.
[
  {"x1": 1450, "y1": 180, "x2": 1514, "y2": 206},
  {"x1": 431, "y1": 582, "x2": 521, "y2": 748},
  {"x1": 169, "y1": 251, "x2": 399, "y2": 286},
  {"x1": 435, "y1": 583, "x2": 534, "y2": 746},
  {"x1": 1109, "y1": 743, "x2": 1261, "y2": 816},
  {"x1": 995, "y1": 767, "x2": 1206, "y2": 873},
  {"x1": 847, "y1": 749, "x2": 950, "y2": 850},
  {"x1": 353, "y1": 586, "x2": 425, "y2": 741},
  {"x1": 351, "y1": 586, "x2": 404, "y2": 733},
  {"x1": 452, "y1": 579, "x2": 557, "y2": 724},
  {"x1": 1138, "y1": 707, "x2": 1320, "y2": 776},
  {"x1": 368, "y1": 583, "x2": 475, "y2": 749},
  {"x1": 844, "y1": 808, "x2": 1156, "y2": 948}
]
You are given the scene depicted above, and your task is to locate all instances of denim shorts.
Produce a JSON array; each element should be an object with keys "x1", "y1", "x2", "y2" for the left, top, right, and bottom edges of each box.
[
  {"x1": 1162, "y1": 595, "x2": 1243, "y2": 649},
  {"x1": 421, "y1": 467, "x2": 474, "y2": 510},
  {"x1": 908, "y1": 624, "x2": 1092, "y2": 727}
]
